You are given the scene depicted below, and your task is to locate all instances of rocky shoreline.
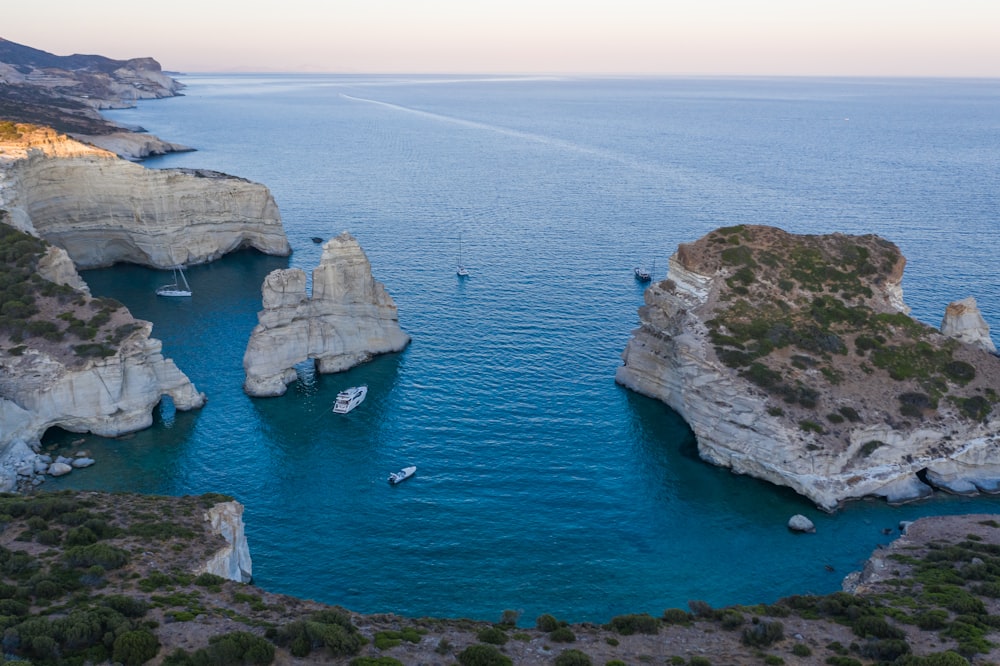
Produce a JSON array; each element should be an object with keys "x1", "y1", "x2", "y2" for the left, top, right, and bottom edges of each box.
[{"x1": 617, "y1": 225, "x2": 1000, "y2": 511}]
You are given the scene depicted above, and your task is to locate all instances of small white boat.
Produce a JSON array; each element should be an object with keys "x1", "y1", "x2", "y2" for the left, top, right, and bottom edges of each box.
[
  {"x1": 332, "y1": 385, "x2": 367, "y2": 414},
  {"x1": 634, "y1": 259, "x2": 655, "y2": 283},
  {"x1": 457, "y1": 231, "x2": 470, "y2": 277},
  {"x1": 388, "y1": 466, "x2": 416, "y2": 485},
  {"x1": 156, "y1": 266, "x2": 192, "y2": 297}
]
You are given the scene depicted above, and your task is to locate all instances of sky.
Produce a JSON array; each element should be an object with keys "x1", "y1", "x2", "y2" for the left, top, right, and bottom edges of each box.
[{"x1": 6, "y1": 0, "x2": 1000, "y2": 77}]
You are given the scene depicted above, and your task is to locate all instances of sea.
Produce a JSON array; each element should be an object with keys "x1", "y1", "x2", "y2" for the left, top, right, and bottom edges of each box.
[{"x1": 47, "y1": 75, "x2": 1000, "y2": 624}]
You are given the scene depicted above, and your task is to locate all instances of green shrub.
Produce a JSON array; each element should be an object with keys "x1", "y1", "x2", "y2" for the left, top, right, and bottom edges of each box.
[
  {"x1": 719, "y1": 610, "x2": 745, "y2": 630},
  {"x1": 63, "y1": 543, "x2": 129, "y2": 570},
  {"x1": 457, "y1": 643, "x2": 512, "y2": 666},
  {"x1": 536, "y1": 613, "x2": 560, "y2": 632},
  {"x1": 851, "y1": 615, "x2": 905, "y2": 639},
  {"x1": 112, "y1": 630, "x2": 160, "y2": 666},
  {"x1": 553, "y1": 649, "x2": 592, "y2": 666},
  {"x1": 741, "y1": 620, "x2": 783, "y2": 647},
  {"x1": 549, "y1": 626, "x2": 576, "y2": 643},
  {"x1": 194, "y1": 572, "x2": 226, "y2": 588},
  {"x1": 689, "y1": 657, "x2": 712, "y2": 666},
  {"x1": 351, "y1": 658, "x2": 404, "y2": 666},
  {"x1": 791, "y1": 643, "x2": 812, "y2": 657},
  {"x1": 607, "y1": 613, "x2": 659, "y2": 635},
  {"x1": 764, "y1": 656, "x2": 784, "y2": 665},
  {"x1": 893, "y1": 652, "x2": 970, "y2": 666},
  {"x1": 476, "y1": 626, "x2": 508, "y2": 645},
  {"x1": 104, "y1": 595, "x2": 150, "y2": 618},
  {"x1": 662, "y1": 608, "x2": 692, "y2": 624}
]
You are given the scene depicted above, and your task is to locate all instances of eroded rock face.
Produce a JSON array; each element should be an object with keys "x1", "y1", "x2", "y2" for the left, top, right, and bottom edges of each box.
[
  {"x1": 616, "y1": 225, "x2": 1000, "y2": 511},
  {"x1": 243, "y1": 232, "x2": 410, "y2": 397},
  {"x1": 0, "y1": 127, "x2": 290, "y2": 268},
  {"x1": 198, "y1": 501, "x2": 253, "y2": 583},
  {"x1": 0, "y1": 223, "x2": 205, "y2": 491},
  {"x1": 0, "y1": 320, "x2": 205, "y2": 490},
  {"x1": 942, "y1": 297, "x2": 997, "y2": 353}
]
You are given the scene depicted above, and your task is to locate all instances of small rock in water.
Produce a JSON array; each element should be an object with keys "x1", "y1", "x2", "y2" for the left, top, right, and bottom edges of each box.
[
  {"x1": 788, "y1": 514, "x2": 816, "y2": 533},
  {"x1": 48, "y1": 462, "x2": 73, "y2": 477},
  {"x1": 56, "y1": 455, "x2": 73, "y2": 466},
  {"x1": 71, "y1": 457, "x2": 96, "y2": 468}
]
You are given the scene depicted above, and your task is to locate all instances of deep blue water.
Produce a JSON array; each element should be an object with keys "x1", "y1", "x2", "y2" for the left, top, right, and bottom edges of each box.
[{"x1": 48, "y1": 75, "x2": 1000, "y2": 624}]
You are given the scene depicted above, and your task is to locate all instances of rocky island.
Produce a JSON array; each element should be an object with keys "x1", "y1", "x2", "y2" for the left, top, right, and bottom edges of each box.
[
  {"x1": 617, "y1": 225, "x2": 1000, "y2": 511},
  {"x1": 243, "y1": 232, "x2": 410, "y2": 397}
]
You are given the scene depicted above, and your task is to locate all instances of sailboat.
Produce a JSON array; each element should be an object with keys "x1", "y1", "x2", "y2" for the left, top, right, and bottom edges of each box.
[
  {"x1": 156, "y1": 266, "x2": 192, "y2": 297},
  {"x1": 456, "y1": 232, "x2": 470, "y2": 277}
]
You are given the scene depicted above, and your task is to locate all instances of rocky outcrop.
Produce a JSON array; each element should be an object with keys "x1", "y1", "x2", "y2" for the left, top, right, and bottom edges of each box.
[
  {"x1": 942, "y1": 296, "x2": 997, "y2": 353},
  {"x1": 0, "y1": 222, "x2": 205, "y2": 491},
  {"x1": 73, "y1": 131, "x2": 193, "y2": 162},
  {"x1": 0, "y1": 127, "x2": 290, "y2": 268},
  {"x1": 197, "y1": 501, "x2": 253, "y2": 583},
  {"x1": 0, "y1": 318, "x2": 205, "y2": 491},
  {"x1": 617, "y1": 225, "x2": 1000, "y2": 511},
  {"x1": 243, "y1": 232, "x2": 410, "y2": 397}
]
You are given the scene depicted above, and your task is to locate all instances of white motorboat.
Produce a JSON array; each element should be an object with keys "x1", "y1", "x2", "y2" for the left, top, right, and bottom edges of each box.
[
  {"x1": 634, "y1": 259, "x2": 655, "y2": 283},
  {"x1": 156, "y1": 266, "x2": 192, "y2": 297},
  {"x1": 388, "y1": 466, "x2": 416, "y2": 485},
  {"x1": 332, "y1": 385, "x2": 368, "y2": 414}
]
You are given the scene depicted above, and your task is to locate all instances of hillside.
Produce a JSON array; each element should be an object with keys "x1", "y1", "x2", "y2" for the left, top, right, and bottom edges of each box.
[
  {"x1": 0, "y1": 37, "x2": 184, "y2": 153},
  {"x1": 618, "y1": 225, "x2": 1000, "y2": 510},
  {"x1": 1, "y1": 491, "x2": 999, "y2": 665}
]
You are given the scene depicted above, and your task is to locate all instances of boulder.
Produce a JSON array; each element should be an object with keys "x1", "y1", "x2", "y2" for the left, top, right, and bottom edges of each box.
[
  {"x1": 47, "y1": 462, "x2": 72, "y2": 477},
  {"x1": 788, "y1": 514, "x2": 816, "y2": 533},
  {"x1": 941, "y1": 296, "x2": 996, "y2": 353}
]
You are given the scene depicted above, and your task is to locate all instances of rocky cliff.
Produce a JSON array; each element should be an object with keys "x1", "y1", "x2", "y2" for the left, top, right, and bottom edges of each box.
[
  {"x1": 616, "y1": 225, "x2": 1000, "y2": 511},
  {"x1": 0, "y1": 125, "x2": 290, "y2": 268},
  {"x1": 197, "y1": 501, "x2": 254, "y2": 583},
  {"x1": 243, "y1": 232, "x2": 410, "y2": 397},
  {"x1": 0, "y1": 37, "x2": 187, "y2": 158},
  {"x1": 0, "y1": 220, "x2": 204, "y2": 491}
]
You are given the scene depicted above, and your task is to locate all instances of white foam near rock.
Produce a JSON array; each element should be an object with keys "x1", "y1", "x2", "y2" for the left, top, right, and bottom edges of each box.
[{"x1": 243, "y1": 232, "x2": 410, "y2": 397}]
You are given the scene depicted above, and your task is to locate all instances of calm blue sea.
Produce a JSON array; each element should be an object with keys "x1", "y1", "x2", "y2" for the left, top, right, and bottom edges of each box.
[{"x1": 49, "y1": 75, "x2": 1000, "y2": 624}]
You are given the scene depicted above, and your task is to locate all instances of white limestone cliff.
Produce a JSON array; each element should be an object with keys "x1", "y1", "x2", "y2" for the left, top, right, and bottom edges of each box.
[
  {"x1": 616, "y1": 226, "x2": 1000, "y2": 511},
  {"x1": 0, "y1": 127, "x2": 290, "y2": 268},
  {"x1": 942, "y1": 296, "x2": 997, "y2": 353},
  {"x1": 243, "y1": 232, "x2": 410, "y2": 397},
  {"x1": 197, "y1": 501, "x2": 253, "y2": 583},
  {"x1": 0, "y1": 317, "x2": 205, "y2": 490}
]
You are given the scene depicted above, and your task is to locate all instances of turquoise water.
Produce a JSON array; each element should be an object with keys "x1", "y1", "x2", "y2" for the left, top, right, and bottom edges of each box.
[{"x1": 49, "y1": 75, "x2": 1000, "y2": 624}]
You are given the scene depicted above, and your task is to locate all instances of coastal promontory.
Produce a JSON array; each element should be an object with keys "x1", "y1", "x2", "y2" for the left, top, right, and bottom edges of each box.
[
  {"x1": 0, "y1": 124, "x2": 290, "y2": 269},
  {"x1": 617, "y1": 225, "x2": 1000, "y2": 511},
  {"x1": 0, "y1": 219, "x2": 204, "y2": 491},
  {"x1": 243, "y1": 232, "x2": 410, "y2": 397}
]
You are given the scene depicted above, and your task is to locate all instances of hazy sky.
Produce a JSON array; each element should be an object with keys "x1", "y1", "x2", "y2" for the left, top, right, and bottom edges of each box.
[{"x1": 7, "y1": 0, "x2": 1000, "y2": 77}]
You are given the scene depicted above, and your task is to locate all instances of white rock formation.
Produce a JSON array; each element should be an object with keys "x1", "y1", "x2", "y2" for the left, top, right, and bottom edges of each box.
[
  {"x1": 243, "y1": 232, "x2": 410, "y2": 397},
  {"x1": 0, "y1": 127, "x2": 290, "y2": 268},
  {"x1": 72, "y1": 131, "x2": 193, "y2": 162},
  {"x1": 942, "y1": 296, "x2": 997, "y2": 353},
  {"x1": 787, "y1": 515, "x2": 816, "y2": 533},
  {"x1": 0, "y1": 319, "x2": 205, "y2": 490},
  {"x1": 197, "y1": 501, "x2": 253, "y2": 583},
  {"x1": 616, "y1": 226, "x2": 1000, "y2": 511}
]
